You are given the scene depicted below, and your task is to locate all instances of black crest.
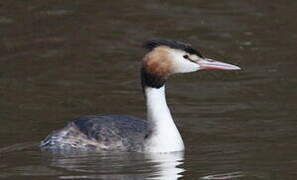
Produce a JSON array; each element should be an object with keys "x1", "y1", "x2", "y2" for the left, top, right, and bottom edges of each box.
[{"x1": 143, "y1": 39, "x2": 203, "y2": 58}]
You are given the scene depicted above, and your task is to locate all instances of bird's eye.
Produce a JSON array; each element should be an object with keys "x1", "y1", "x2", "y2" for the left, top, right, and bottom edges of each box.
[{"x1": 183, "y1": 54, "x2": 197, "y2": 64}]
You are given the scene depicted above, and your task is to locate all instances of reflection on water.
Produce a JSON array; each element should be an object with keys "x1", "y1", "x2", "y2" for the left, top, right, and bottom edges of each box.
[
  {"x1": 42, "y1": 151, "x2": 184, "y2": 180},
  {"x1": 1, "y1": 144, "x2": 184, "y2": 179},
  {"x1": 146, "y1": 152, "x2": 184, "y2": 180}
]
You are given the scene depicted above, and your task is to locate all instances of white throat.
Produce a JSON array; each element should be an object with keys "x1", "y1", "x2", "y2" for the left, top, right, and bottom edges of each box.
[{"x1": 144, "y1": 85, "x2": 185, "y2": 152}]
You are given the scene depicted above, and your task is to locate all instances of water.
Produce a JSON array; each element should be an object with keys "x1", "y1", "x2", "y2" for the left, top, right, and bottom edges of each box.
[{"x1": 0, "y1": 0, "x2": 296, "y2": 179}]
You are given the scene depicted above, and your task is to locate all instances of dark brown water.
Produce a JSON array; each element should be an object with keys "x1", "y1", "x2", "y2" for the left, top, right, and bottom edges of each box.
[{"x1": 0, "y1": 0, "x2": 296, "y2": 179}]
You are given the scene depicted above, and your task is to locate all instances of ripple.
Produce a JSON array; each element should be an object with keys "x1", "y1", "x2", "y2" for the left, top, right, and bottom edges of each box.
[
  {"x1": 200, "y1": 171, "x2": 244, "y2": 179},
  {"x1": 41, "y1": 9, "x2": 73, "y2": 16},
  {"x1": 0, "y1": 16, "x2": 14, "y2": 24}
]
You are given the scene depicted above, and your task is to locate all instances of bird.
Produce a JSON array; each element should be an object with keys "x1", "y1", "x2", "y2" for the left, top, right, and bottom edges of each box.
[{"x1": 40, "y1": 39, "x2": 240, "y2": 153}]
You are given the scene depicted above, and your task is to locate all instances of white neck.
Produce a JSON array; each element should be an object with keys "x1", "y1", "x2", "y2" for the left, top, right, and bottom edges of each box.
[{"x1": 144, "y1": 85, "x2": 184, "y2": 152}]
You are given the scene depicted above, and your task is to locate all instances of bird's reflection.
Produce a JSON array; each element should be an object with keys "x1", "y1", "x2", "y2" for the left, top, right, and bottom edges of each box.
[
  {"x1": 145, "y1": 151, "x2": 185, "y2": 180},
  {"x1": 42, "y1": 151, "x2": 185, "y2": 180}
]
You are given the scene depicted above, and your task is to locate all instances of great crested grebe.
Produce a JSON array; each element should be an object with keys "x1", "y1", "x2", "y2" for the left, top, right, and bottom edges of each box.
[{"x1": 41, "y1": 39, "x2": 240, "y2": 153}]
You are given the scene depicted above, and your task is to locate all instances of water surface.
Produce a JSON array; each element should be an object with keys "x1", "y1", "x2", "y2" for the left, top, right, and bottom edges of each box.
[{"x1": 0, "y1": 0, "x2": 296, "y2": 179}]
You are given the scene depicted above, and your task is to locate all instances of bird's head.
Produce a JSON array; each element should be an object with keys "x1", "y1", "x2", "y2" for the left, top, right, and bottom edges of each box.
[{"x1": 141, "y1": 39, "x2": 240, "y2": 88}]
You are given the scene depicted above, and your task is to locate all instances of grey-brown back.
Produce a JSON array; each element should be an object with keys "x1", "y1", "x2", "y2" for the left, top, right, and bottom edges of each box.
[{"x1": 41, "y1": 115, "x2": 152, "y2": 152}]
